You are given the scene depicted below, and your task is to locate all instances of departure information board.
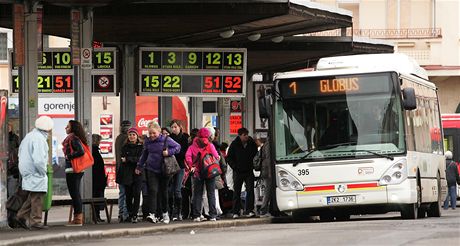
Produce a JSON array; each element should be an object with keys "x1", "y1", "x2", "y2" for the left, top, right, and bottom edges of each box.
[
  {"x1": 138, "y1": 47, "x2": 247, "y2": 97},
  {"x1": 10, "y1": 47, "x2": 118, "y2": 95}
]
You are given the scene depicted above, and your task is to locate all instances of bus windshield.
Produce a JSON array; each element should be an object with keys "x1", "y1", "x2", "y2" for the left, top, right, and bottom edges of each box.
[{"x1": 274, "y1": 72, "x2": 405, "y2": 162}]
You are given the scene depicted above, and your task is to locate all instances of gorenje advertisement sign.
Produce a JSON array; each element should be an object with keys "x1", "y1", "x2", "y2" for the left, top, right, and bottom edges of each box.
[{"x1": 138, "y1": 47, "x2": 247, "y2": 97}]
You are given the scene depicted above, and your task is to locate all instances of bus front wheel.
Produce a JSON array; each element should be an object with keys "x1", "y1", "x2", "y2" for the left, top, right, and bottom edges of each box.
[{"x1": 401, "y1": 177, "x2": 422, "y2": 219}]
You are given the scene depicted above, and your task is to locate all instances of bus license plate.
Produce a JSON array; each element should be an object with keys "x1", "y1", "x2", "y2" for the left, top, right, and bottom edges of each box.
[{"x1": 327, "y1": 195, "x2": 356, "y2": 205}]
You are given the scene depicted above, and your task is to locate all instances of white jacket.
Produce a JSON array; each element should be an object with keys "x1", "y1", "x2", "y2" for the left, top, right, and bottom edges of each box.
[{"x1": 18, "y1": 128, "x2": 49, "y2": 192}]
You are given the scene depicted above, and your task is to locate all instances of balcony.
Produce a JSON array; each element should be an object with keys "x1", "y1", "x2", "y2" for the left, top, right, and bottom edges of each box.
[{"x1": 305, "y1": 28, "x2": 442, "y2": 39}]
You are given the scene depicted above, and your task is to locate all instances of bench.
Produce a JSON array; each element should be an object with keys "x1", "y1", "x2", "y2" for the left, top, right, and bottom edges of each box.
[{"x1": 43, "y1": 198, "x2": 118, "y2": 225}]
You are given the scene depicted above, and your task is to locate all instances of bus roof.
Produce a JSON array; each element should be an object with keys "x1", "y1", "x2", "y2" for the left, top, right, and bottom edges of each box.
[
  {"x1": 442, "y1": 114, "x2": 460, "y2": 129},
  {"x1": 275, "y1": 53, "x2": 430, "y2": 83}
]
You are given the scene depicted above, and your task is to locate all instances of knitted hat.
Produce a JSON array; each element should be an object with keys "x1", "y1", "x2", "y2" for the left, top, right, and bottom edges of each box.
[
  {"x1": 197, "y1": 127, "x2": 210, "y2": 139},
  {"x1": 206, "y1": 126, "x2": 216, "y2": 139},
  {"x1": 128, "y1": 127, "x2": 139, "y2": 136},
  {"x1": 35, "y1": 116, "x2": 54, "y2": 131},
  {"x1": 445, "y1": 151, "x2": 453, "y2": 160}
]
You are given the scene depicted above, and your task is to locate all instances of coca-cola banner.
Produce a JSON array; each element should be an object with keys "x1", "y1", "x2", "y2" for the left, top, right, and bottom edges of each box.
[{"x1": 136, "y1": 115, "x2": 158, "y2": 136}]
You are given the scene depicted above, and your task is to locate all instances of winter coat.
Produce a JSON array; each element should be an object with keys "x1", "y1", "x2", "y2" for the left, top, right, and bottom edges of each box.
[
  {"x1": 115, "y1": 133, "x2": 128, "y2": 181},
  {"x1": 137, "y1": 135, "x2": 181, "y2": 174},
  {"x1": 92, "y1": 145, "x2": 107, "y2": 191},
  {"x1": 18, "y1": 128, "x2": 49, "y2": 192},
  {"x1": 7, "y1": 131, "x2": 20, "y2": 178},
  {"x1": 63, "y1": 135, "x2": 85, "y2": 173},
  {"x1": 446, "y1": 159, "x2": 460, "y2": 187},
  {"x1": 118, "y1": 141, "x2": 143, "y2": 185},
  {"x1": 227, "y1": 136, "x2": 258, "y2": 174},
  {"x1": 170, "y1": 131, "x2": 190, "y2": 169},
  {"x1": 185, "y1": 137, "x2": 220, "y2": 179}
]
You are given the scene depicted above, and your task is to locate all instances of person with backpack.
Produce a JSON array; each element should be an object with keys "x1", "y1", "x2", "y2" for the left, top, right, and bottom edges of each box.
[
  {"x1": 227, "y1": 127, "x2": 258, "y2": 219},
  {"x1": 185, "y1": 127, "x2": 220, "y2": 222},
  {"x1": 135, "y1": 122, "x2": 180, "y2": 224},
  {"x1": 443, "y1": 151, "x2": 460, "y2": 210}
]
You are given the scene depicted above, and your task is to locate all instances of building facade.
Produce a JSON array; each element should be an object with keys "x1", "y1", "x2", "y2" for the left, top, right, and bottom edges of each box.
[{"x1": 314, "y1": 0, "x2": 460, "y2": 113}]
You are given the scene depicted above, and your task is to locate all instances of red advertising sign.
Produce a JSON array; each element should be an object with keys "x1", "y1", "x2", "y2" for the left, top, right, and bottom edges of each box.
[
  {"x1": 229, "y1": 114, "x2": 242, "y2": 135},
  {"x1": 104, "y1": 164, "x2": 117, "y2": 189}
]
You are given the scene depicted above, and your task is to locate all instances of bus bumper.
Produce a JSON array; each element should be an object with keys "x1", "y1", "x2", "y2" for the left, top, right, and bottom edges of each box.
[{"x1": 276, "y1": 179, "x2": 417, "y2": 212}]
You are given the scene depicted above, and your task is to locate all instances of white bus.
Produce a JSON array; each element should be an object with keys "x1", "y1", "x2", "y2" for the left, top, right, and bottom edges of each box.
[{"x1": 263, "y1": 53, "x2": 447, "y2": 221}]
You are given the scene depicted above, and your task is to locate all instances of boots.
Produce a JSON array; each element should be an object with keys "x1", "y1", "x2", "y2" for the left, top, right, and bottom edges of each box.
[{"x1": 66, "y1": 213, "x2": 83, "y2": 226}]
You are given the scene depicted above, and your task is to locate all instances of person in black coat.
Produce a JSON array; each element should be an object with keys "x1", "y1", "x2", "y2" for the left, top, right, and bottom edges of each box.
[
  {"x1": 226, "y1": 127, "x2": 258, "y2": 218},
  {"x1": 92, "y1": 134, "x2": 107, "y2": 222},
  {"x1": 169, "y1": 120, "x2": 190, "y2": 221},
  {"x1": 120, "y1": 128, "x2": 144, "y2": 223}
]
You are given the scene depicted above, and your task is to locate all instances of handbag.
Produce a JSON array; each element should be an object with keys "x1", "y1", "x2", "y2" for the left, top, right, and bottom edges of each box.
[
  {"x1": 162, "y1": 136, "x2": 181, "y2": 176},
  {"x1": 6, "y1": 185, "x2": 28, "y2": 212},
  {"x1": 70, "y1": 139, "x2": 94, "y2": 173}
]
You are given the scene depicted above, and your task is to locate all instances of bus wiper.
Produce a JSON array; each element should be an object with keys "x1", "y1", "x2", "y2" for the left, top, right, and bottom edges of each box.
[
  {"x1": 318, "y1": 142, "x2": 357, "y2": 150},
  {"x1": 293, "y1": 149, "x2": 318, "y2": 167},
  {"x1": 351, "y1": 149, "x2": 394, "y2": 160},
  {"x1": 333, "y1": 149, "x2": 394, "y2": 161}
]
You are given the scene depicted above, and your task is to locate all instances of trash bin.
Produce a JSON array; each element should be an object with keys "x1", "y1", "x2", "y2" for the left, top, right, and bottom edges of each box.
[{"x1": 42, "y1": 164, "x2": 53, "y2": 211}]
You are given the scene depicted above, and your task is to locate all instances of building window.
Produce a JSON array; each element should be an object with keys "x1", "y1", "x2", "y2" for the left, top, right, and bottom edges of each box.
[{"x1": 0, "y1": 32, "x2": 7, "y2": 61}]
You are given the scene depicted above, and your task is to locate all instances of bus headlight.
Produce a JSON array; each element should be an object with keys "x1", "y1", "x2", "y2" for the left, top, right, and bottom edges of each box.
[
  {"x1": 379, "y1": 160, "x2": 407, "y2": 186},
  {"x1": 276, "y1": 167, "x2": 304, "y2": 191}
]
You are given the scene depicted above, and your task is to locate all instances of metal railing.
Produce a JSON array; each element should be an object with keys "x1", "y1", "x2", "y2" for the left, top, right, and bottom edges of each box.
[{"x1": 305, "y1": 28, "x2": 442, "y2": 39}]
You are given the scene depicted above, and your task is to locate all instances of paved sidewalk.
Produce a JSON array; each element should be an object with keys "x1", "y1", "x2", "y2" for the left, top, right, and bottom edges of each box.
[{"x1": 0, "y1": 206, "x2": 271, "y2": 246}]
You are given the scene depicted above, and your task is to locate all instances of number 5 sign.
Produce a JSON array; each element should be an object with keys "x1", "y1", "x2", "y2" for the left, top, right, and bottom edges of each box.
[{"x1": 81, "y1": 47, "x2": 92, "y2": 69}]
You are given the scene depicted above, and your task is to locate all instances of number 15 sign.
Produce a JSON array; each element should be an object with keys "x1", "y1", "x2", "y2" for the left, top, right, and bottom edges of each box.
[{"x1": 138, "y1": 47, "x2": 247, "y2": 97}]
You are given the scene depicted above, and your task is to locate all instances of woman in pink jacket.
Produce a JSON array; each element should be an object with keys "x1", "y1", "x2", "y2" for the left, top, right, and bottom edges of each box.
[{"x1": 185, "y1": 127, "x2": 220, "y2": 222}]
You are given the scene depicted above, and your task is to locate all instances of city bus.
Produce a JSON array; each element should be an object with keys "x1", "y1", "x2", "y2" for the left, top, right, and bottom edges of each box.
[
  {"x1": 441, "y1": 113, "x2": 460, "y2": 198},
  {"x1": 261, "y1": 53, "x2": 447, "y2": 221}
]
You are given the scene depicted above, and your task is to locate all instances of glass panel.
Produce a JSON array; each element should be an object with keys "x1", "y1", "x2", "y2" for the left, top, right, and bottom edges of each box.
[{"x1": 274, "y1": 72, "x2": 405, "y2": 162}]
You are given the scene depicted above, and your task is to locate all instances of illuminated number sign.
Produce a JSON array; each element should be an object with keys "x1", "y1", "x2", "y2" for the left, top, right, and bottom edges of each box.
[
  {"x1": 139, "y1": 47, "x2": 246, "y2": 97},
  {"x1": 279, "y1": 73, "x2": 392, "y2": 99},
  {"x1": 10, "y1": 48, "x2": 118, "y2": 95},
  {"x1": 11, "y1": 74, "x2": 73, "y2": 93}
]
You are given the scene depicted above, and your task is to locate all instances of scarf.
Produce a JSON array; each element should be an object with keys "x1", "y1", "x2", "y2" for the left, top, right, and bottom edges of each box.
[{"x1": 62, "y1": 132, "x2": 76, "y2": 155}]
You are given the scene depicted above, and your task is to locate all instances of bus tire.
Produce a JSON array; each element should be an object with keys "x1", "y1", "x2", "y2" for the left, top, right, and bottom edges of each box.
[
  {"x1": 401, "y1": 175, "x2": 421, "y2": 219},
  {"x1": 427, "y1": 172, "x2": 442, "y2": 217}
]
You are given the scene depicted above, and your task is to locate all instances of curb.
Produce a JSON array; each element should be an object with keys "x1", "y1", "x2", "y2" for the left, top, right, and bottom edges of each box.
[{"x1": 0, "y1": 218, "x2": 271, "y2": 246}]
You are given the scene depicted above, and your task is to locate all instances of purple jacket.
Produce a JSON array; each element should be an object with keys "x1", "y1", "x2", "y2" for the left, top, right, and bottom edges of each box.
[{"x1": 137, "y1": 135, "x2": 181, "y2": 174}]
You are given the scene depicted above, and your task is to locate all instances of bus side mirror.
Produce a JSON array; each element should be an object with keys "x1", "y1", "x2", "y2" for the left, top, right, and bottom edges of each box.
[
  {"x1": 402, "y1": 87, "x2": 417, "y2": 110},
  {"x1": 258, "y1": 88, "x2": 272, "y2": 119}
]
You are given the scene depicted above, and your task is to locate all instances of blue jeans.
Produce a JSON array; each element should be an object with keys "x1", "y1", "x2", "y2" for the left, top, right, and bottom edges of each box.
[
  {"x1": 192, "y1": 177, "x2": 217, "y2": 219},
  {"x1": 118, "y1": 184, "x2": 129, "y2": 218},
  {"x1": 443, "y1": 185, "x2": 457, "y2": 209}
]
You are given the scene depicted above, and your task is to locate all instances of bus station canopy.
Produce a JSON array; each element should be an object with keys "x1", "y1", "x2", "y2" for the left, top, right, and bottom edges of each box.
[{"x1": 0, "y1": 0, "x2": 393, "y2": 72}]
